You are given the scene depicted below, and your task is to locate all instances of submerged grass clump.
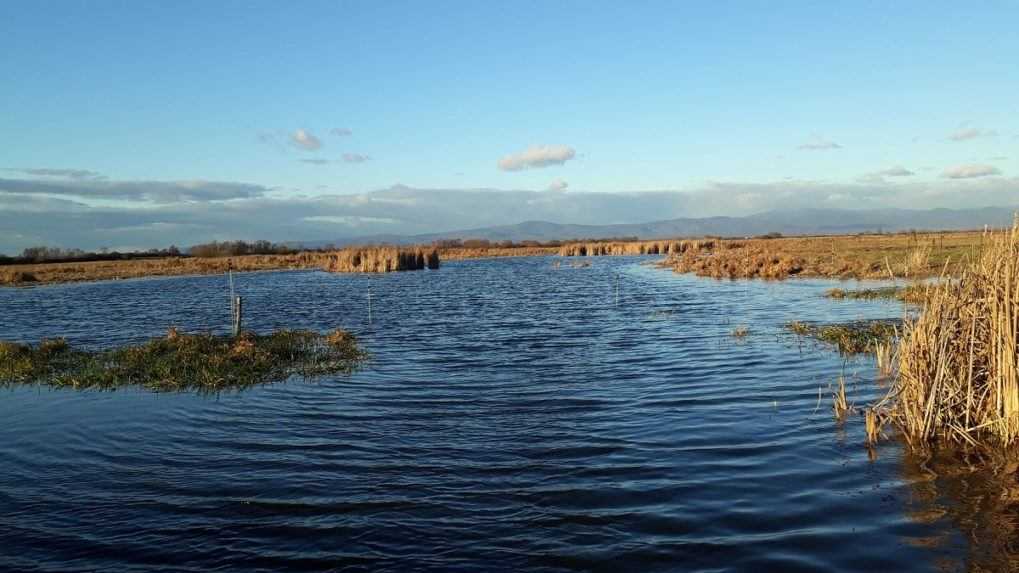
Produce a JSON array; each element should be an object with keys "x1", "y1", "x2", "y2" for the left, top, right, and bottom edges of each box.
[
  {"x1": 0, "y1": 328, "x2": 366, "y2": 393},
  {"x1": 824, "y1": 285, "x2": 927, "y2": 303},
  {"x1": 786, "y1": 320, "x2": 899, "y2": 355}
]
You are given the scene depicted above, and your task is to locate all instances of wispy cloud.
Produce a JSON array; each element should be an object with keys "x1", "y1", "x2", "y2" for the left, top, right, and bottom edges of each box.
[
  {"x1": 0, "y1": 177, "x2": 267, "y2": 203},
  {"x1": 290, "y1": 129, "x2": 322, "y2": 151},
  {"x1": 498, "y1": 145, "x2": 576, "y2": 171},
  {"x1": 547, "y1": 178, "x2": 569, "y2": 191},
  {"x1": 4, "y1": 167, "x2": 105, "y2": 180},
  {"x1": 942, "y1": 164, "x2": 1002, "y2": 179},
  {"x1": 342, "y1": 153, "x2": 371, "y2": 164},
  {"x1": 297, "y1": 154, "x2": 371, "y2": 166},
  {"x1": 949, "y1": 126, "x2": 998, "y2": 142},
  {"x1": 797, "y1": 135, "x2": 842, "y2": 151},
  {"x1": 330, "y1": 127, "x2": 353, "y2": 137}
]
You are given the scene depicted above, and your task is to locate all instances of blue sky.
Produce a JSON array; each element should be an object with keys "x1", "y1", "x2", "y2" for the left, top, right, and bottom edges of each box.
[{"x1": 1, "y1": 1, "x2": 1017, "y2": 250}]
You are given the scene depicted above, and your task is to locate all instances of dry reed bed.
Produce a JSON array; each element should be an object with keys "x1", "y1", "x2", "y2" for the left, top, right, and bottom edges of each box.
[
  {"x1": 874, "y1": 221, "x2": 1019, "y2": 449},
  {"x1": 0, "y1": 246, "x2": 442, "y2": 285},
  {"x1": 322, "y1": 247, "x2": 439, "y2": 273}
]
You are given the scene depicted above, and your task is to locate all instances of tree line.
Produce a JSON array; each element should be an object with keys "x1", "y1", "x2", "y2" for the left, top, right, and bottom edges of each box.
[{"x1": 0, "y1": 240, "x2": 294, "y2": 265}]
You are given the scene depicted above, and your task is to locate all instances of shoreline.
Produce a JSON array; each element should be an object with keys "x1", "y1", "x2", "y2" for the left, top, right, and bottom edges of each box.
[{"x1": 1, "y1": 229, "x2": 988, "y2": 286}]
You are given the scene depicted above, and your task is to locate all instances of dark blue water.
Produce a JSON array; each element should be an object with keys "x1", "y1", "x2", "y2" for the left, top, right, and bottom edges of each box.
[{"x1": 0, "y1": 257, "x2": 989, "y2": 571}]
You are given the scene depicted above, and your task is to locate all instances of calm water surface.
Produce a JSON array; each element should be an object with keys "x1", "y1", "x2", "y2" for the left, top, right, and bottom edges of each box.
[{"x1": 0, "y1": 257, "x2": 1005, "y2": 571}]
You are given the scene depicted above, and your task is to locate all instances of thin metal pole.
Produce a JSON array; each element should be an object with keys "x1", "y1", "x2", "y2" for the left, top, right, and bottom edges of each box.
[
  {"x1": 228, "y1": 268, "x2": 236, "y2": 315},
  {"x1": 232, "y1": 296, "x2": 243, "y2": 337},
  {"x1": 367, "y1": 281, "x2": 373, "y2": 324}
]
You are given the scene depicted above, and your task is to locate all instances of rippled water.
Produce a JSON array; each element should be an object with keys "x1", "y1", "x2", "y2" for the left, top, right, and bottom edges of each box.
[{"x1": 0, "y1": 256, "x2": 1000, "y2": 571}]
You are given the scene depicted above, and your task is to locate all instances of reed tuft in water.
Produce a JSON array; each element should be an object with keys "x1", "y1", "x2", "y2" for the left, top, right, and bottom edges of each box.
[{"x1": 833, "y1": 376, "x2": 851, "y2": 419}]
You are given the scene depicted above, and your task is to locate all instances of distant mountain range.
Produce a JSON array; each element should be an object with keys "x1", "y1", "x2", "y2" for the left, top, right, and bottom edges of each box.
[{"x1": 305, "y1": 206, "x2": 1018, "y2": 247}]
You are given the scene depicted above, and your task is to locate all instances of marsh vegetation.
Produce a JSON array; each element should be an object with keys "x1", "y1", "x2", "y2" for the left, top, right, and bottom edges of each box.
[{"x1": 0, "y1": 328, "x2": 366, "y2": 393}]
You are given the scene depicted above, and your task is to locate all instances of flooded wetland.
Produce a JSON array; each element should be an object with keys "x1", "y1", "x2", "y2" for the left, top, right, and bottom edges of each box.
[{"x1": 1, "y1": 256, "x2": 1011, "y2": 572}]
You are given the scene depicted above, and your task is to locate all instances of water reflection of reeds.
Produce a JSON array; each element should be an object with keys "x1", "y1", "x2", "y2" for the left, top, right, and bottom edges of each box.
[{"x1": 900, "y1": 448, "x2": 1019, "y2": 572}]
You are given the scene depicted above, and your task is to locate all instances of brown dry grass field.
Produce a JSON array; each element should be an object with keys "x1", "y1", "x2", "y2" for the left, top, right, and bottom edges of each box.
[
  {"x1": 0, "y1": 247, "x2": 444, "y2": 286},
  {"x1": 440, "y1": 245, "x2": 559, "y2": 260},
  {"x1": 0, "y1": 244, "x2": 558, "y2": 286},
  {"x1": 655, "y1": 230, "x2": 987, "y2": 280}
]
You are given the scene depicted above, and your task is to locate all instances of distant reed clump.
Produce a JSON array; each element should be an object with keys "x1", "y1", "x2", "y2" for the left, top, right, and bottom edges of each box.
[
  {"x1": 0, "y1": 328, "x2": 366, "y2": 393},
  {"x1": 1, "y1": 269, "x2": 38, "y2": 285},
  {"x1": 879, "y1": 220, "x2": 1019, "y2": 448},
  {"x1": 558, "y1": 239, "x2": 714, "y2": 257},
  {"x1": 322, "y1": 247, "x2": 440, "y2": 273}
]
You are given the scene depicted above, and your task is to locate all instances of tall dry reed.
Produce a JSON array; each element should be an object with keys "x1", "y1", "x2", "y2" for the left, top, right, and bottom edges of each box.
[
  {"x1": 322, "y1": 247, "x2": 440, "y2": 273},
  {"x1": 885, "y1": 218, "x2": 1019, "y2": 447}
]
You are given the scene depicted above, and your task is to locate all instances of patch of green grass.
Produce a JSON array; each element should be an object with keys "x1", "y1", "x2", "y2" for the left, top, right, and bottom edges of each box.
[
  {"x1": 785, "y1": 319, "x2": 899, "y2": 355},
  {"x1": 0, "y1": 328, "x2": 366, "y2": 393}
]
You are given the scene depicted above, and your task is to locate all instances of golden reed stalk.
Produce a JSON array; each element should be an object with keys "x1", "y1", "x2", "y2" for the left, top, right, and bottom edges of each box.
[{"x1": 884, "y1": 218, "x2": 1019, "y2": 448}]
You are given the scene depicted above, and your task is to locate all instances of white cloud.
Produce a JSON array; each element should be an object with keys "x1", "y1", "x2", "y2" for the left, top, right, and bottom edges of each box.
[
  {"x1": 949, "y1": 126, "x2": 997, "y2": 141},
  {"x1": 797, "y1": 135, "x2": 842, "y2": 151},
  {"x1": 547, "y1": 178, "x2": 569, "y2": 191},
  {"x1": 330, "y1": 128, "x2": 353, "y2": 137},
  {"x1": 877, "y1": 166, "x2": 914, "y2": 177},
  {"x1": 498, "y1": 145, "x2": 576, "y2": 171},
  {"x1": 860, "y1": 165, "x2": 915, "y2": 181},
  {"x1": 290, "y1": 129, "x2": 323, "y2": 151},
  {"x1": 942, "y1": 164, "x2": 1002, "y2": 179}
]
